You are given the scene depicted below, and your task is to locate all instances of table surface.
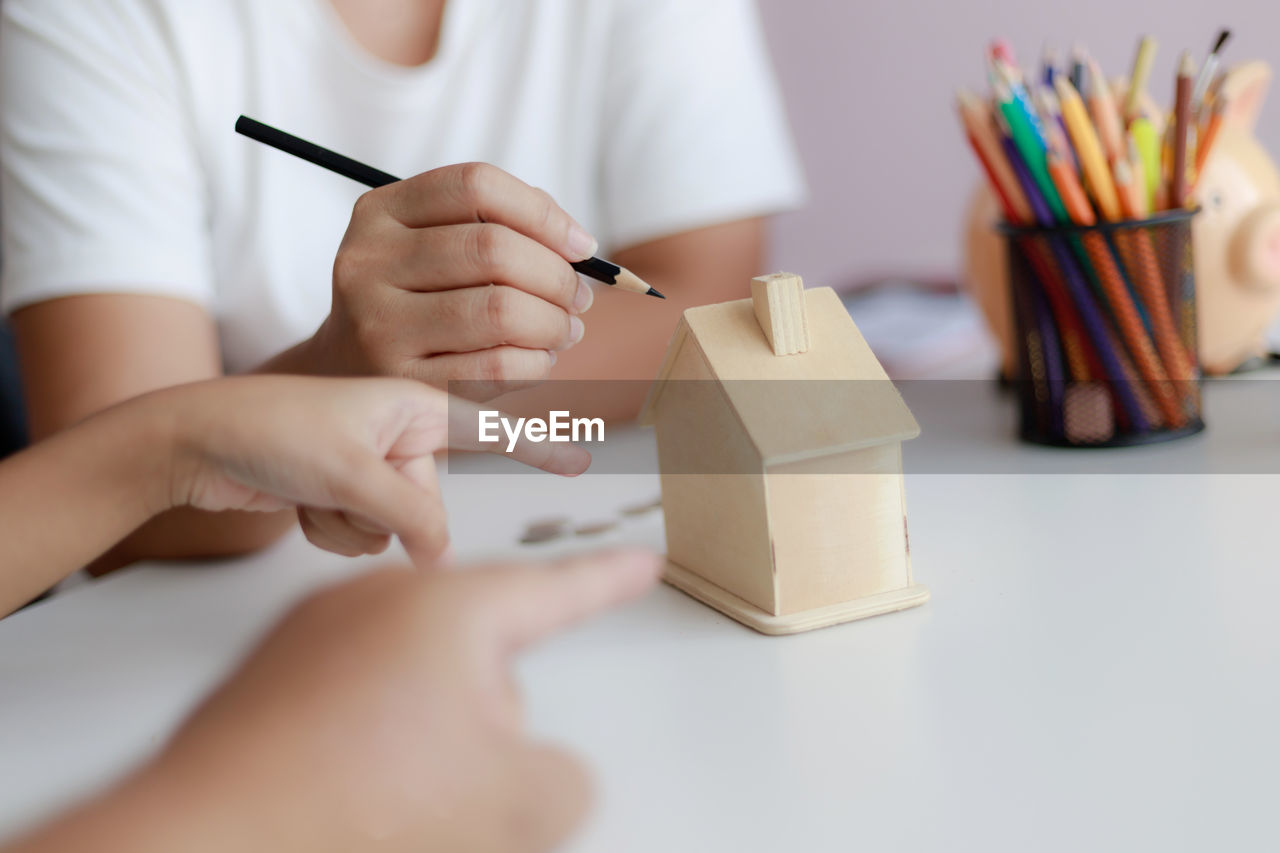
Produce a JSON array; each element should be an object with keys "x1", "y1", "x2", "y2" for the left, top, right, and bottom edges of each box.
[{"x1": 2, "y1": 375, "x2": 1279, "y2": 851}]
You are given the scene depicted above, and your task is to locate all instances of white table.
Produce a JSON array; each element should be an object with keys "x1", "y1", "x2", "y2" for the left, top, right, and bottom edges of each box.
[{"x1": 2, "y1": 377, "x2": 1279, "y2": 851}]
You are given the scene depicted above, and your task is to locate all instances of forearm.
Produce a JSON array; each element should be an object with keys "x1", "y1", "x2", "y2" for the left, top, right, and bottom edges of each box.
[
  {"x1": 80, "y1": 335, "x2": 337, "y2": 573},
  {"x1": 0, "y1": 402, "x2": 171, "y2": 613},
  {"x1": 72, "y1": 330, "x2": 352, "y2": 575},
  {"x1": 9, "y1": 295, "x2": 295, "y2": 571},
  {"x1": 82, "y1": 508, "x2": 297, "y2": 577}
]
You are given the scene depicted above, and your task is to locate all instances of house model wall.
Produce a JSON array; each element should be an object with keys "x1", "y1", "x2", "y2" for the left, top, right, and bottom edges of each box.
[{"x1": 639, "y1": 273, "x2": 929, "y2": 635}]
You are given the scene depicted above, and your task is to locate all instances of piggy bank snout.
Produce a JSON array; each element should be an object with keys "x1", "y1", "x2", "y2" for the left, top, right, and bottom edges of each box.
[{"x1": 1230, "y1": 203, "x2": 1280, "y2": 292}]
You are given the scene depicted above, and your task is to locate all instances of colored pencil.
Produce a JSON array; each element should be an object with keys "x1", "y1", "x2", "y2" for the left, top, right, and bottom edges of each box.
[
  {"x1": 1002, "y1": 132, "x2": 1054, "y2": 226},
  {"x1": 1046, "y1": 237, "x2": 1148, "y2": 428},
  {"x1": 1019, "y1": 239, "x2": 1096, "y2": 383},
  {"x1": 1046, "y1": 152, "x2": 1095, "y2": 225},
  {"x1": 990, "y1": 39, "x2": 1017, "y2": 67},
  {"x1": 957, "y1": 90, "x2": 1033, "y2": 223},
  {"x1": 1125, "y1": 134, "x2": 1149, "y2": 218},
  {"x1": 234, "y1": 116, "x2": 664, "y2": 299},
  {"x1": 1114, "y1": 159, "x2": 1197, "y2": 392},
  {"x1": 1002, "y1": 132, "x2": 1099, "y2": 382},
  {"x1": 1070, "y1": 45, "x2": 1087, "y2": 93},
  {"x1": 1124, "y1": 36, "x2": 1158, "y2": 124},
  {"x1": 1048, "y1": 153, "x2": 1182, "y2": 426},
  {"x1": 993, "y1": 63, "x2": 1050, "y2": 143},
  {"x1": 1204, "y1": 70, "x2": 1228, "y2": 113},
  {"x1": 1033, "y1": 87, "x2": 1077, "y2": 169},
  {"x1": 1024, "y1": 271, "x2": 1067, "y2": 437},
  {"x1": 1170, "y1": 52, "x2": 1195, "y2": 208},
  {"x1": 996, "y1": 83, "x2": 1068, "y2": 222},
  {"x1": 955, "y1": 39, "x2": 1213, "y2": 439},
  {"x1": 980, "y1": 81, "x2": 1071, "y2": 416},
  {"x1": 969, "y1": 143, "x2": 1020, "y2": 222},
  {"x1": 1041, "y1": 44, "x2": 1059, "y2": 88},
  {"x1": 995, "y1": 49, "x2": 1149, "y2": 418},
  {"x1": 1004, "y1": 137, "x2": 1144, "y2": 422},
  {"x1": 1129, "y1": 118, "x2": 1161, "y2": 213},
  {"x1": 1054, "y1": 77, "x2": 1123, "y2": 222},
  {"x1": 1086, "y1": 57, "x2": 1127, "y2": 165},
  {"x1": 985, "y1": 128, "x2": 1095, "y2": 387},
  {"x1": 1194, "y1": 97, "x2": 1227, "y2": 178}
]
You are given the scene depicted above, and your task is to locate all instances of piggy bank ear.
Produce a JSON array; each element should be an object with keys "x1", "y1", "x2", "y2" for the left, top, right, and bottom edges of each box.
[{"x1": 1219, "y1": 61, "x2": 1271, "y2": 132}]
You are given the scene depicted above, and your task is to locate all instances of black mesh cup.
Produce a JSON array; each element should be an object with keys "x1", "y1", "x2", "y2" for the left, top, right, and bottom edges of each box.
[{"x1": 999, "y1": 209, "x2": 1203, "y2": 447}]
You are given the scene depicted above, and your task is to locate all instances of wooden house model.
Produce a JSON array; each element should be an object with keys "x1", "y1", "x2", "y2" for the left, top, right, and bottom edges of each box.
[{"x1": 639, "y1": 273, "x2": 929, "y2": 635}]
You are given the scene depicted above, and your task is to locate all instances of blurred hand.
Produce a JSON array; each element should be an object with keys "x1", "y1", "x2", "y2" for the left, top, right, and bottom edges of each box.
[
  {"x1": 153, "y1": 549, "x2": 662, "y2": 853},
  {"x1": 164, "y1": 376, "x2": 590, "y2": 565},
  {"x1": 310, "y1": 163, "x2": 597, "y2": 400}
]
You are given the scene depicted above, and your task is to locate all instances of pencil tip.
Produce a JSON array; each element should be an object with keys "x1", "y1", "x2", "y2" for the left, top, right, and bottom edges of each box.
[
  {"x1": 612, "y1": 266, "x2": 662, "y2": 298},
  {"x1": 1212, "y1": 29, "x2": 1231, "y2": 54}
]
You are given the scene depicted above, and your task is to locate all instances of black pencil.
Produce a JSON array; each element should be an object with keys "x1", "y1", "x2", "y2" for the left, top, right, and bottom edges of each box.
[{"x1": 235, "y1": 116, "x2": 664, "y2": 299}]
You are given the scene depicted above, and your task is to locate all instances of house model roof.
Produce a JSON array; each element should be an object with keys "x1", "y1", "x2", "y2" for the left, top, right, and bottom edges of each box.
[{"x1": 639, "y1": 285, "x2": 920, "y2": 465}]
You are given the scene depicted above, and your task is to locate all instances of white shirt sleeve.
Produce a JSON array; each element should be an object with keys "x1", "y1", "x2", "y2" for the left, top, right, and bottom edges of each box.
[
  {"x1": 0, "y1": 0, "x2": 214, "y2": 315},
  {"x1": 598, "y1": 0, "x2": 807, "y2": 250}
]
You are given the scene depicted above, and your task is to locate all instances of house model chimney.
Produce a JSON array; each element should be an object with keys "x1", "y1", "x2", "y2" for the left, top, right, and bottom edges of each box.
[{"x1": 751, "y1": 272, "x2": 810, "y2": 356}]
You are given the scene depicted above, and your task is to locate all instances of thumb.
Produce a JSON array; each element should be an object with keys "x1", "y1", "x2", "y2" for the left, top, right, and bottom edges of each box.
[{"x1": 502, "y1": 743, "x2": 593, "y2": 853}]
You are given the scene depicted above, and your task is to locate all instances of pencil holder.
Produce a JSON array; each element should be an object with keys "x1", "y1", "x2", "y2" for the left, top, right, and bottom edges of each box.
[{"x1": 999, "y1": 209, "x2": 1204, "y2": 447}]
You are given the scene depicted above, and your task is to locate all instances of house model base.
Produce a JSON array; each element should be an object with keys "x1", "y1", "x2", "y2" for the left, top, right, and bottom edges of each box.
[{"x1": 664, "y1": 560, "x2": 929, "y2": 636}]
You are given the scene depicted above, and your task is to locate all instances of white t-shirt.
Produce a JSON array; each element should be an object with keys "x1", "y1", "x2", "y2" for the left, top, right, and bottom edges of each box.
[{"x1": 0, "y1": 0, "x2": 805, "y2": 372}]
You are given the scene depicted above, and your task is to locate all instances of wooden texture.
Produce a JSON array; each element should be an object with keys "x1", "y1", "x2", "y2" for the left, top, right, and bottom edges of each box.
[
  {"x1": 643, "y1": 280, "x2": 925, "y2": 634},
  {"x1": 766, "y1": 446, "x2": 912, "y2": 615},
  {"x1": 663, "y1": 560, "x2": 929, "y2": 636},
  {"x1": 641, "y1": 287, "x2": 919, "y2": 463},
  {"x1": 750, "y1": 272, "x2": 810, "y2": 355},
  {"x1": 651, "y1": 328, "x2": 776, "y2": 614}
]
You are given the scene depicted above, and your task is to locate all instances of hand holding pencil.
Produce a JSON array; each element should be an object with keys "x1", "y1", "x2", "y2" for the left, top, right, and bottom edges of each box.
[
  {"x1": 234, "y1": 118, "x2": 662, "y2": 402},
  {"x1": 236, "y1": 117, "x2": 662, "y2": 299},
  {"x1": 305, "y1": 161, "x2": 600, "y2": 400}
]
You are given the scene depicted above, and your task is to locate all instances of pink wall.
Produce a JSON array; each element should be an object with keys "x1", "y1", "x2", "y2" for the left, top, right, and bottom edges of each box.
[{"x1": 757, "y1": 0, "x2": 1280, "y2": 288}]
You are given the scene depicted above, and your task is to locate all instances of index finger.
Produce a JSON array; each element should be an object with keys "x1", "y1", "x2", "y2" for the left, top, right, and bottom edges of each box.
[
  {"x1": 474, "y1": 549, "x2": 663, "y2": 652},
  {"x1": 378, "y1": 162, "x2": 597, "y2": 263}
]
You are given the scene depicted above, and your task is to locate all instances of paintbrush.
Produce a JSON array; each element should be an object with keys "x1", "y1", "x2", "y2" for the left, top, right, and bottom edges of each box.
[{"x1": 1191, "y1": 29, "x2": 1231, "y2": 109}]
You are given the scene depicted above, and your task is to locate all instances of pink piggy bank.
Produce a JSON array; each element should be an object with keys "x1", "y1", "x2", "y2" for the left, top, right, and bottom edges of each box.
[{"x1": 963, "y1": 61, "x2": 1280, "y2": 376}]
